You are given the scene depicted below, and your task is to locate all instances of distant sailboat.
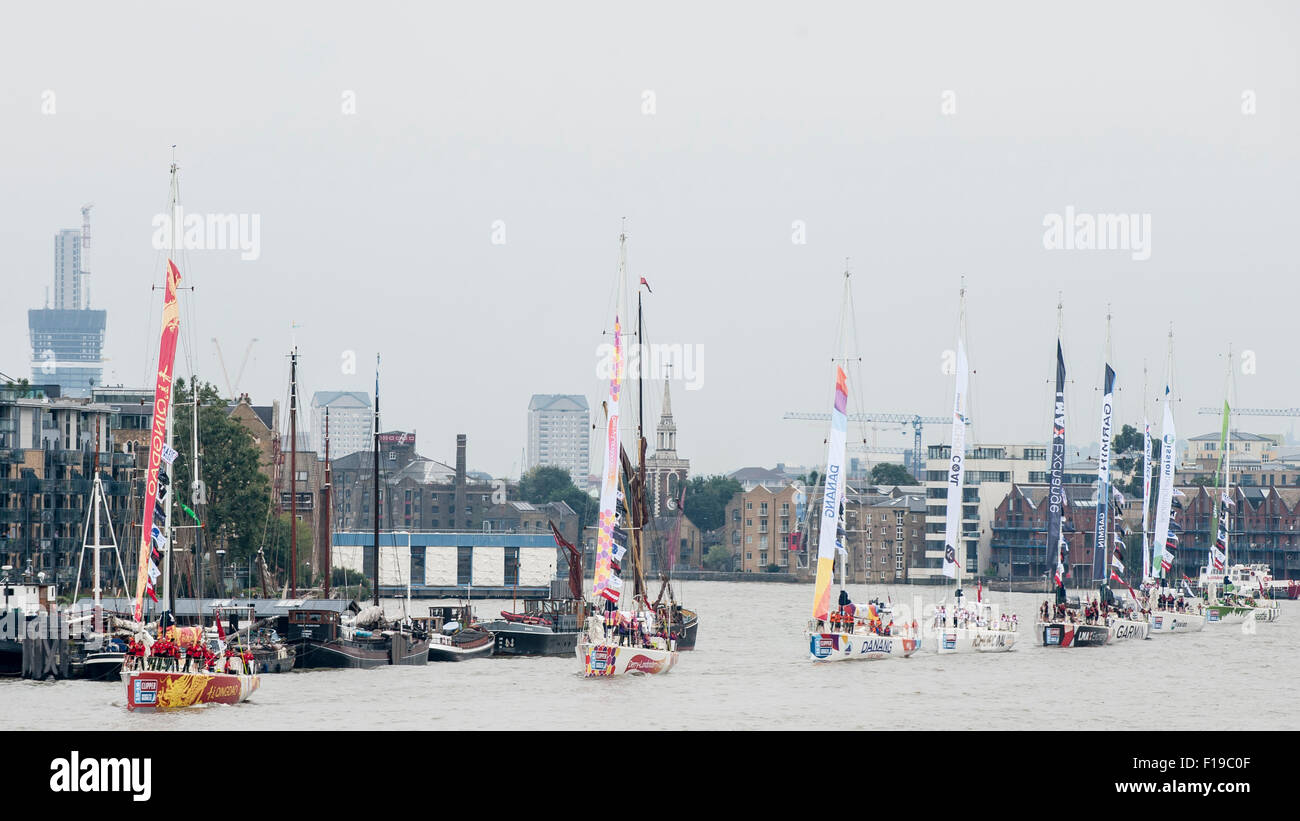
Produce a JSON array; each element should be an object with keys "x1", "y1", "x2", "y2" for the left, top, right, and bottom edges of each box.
[
  {"x1": 576, "y1": 228, "x2": 680, "y2": 677},
  {"x1": 929, "y1": 281, "x2": 1016, "y2": 654},
  {"x1": 1035, "y1": 301, "x2": 1108, "y2": 648},
  {"x1": 1145, "y1": 327, "x2": 1204, "y2": 634},
  {"x1": 805, "y1": 269, "x2": 919, "y2": 662}
]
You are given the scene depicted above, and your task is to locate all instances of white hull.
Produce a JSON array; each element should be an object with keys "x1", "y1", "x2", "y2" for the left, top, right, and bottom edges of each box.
[
  {"x1": 1252, "y1": 605, "x2": 1281, "y2": 623},
  {"x1": 1148, "y1": 612, "x2": 1205, "y2": 633},
  {"x1": 577, "y1": 643, "x2": 678, "y2": 677},
  {"x1": 1205, "y1": 606, "x2": 1249, "y2": 625},
  {"x1": 1107, "y1": 618, "x2": 1150, "y2": 642},
  {"x1": 927, "y1": 627, "x2": 1017, "y2": 654},
  {"x1": 807, "y1": 631, "x2": 920, "y2": 661}
]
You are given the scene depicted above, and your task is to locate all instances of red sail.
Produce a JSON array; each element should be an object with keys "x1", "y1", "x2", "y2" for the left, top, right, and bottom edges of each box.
[{"x1": 133, "y1": 260, "x2": 183, "y2": 621}]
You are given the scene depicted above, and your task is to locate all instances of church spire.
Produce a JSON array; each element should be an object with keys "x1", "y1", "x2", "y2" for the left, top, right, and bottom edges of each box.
[{"x1": 657, "y1": 372, "x2": 676, "y2": 453}]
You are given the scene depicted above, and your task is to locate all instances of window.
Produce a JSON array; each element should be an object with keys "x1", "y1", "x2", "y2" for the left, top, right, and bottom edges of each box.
[
  {"x1": 760, "y1": 502, "x2": 768, "y2": 515},
  {"x1": 457, "y1": 547, "x2": 473, "y2": 585},
  {"x1": 295, "y1": 470, "x2": 307, "y2": 482},
  {"x1": 897, "y1": 526, "x2": 904, "y2": 539},
  {"x1": 504, "y1": 547, "x2": 519, "y2": 586},
  {"x1": 782, "y1": 503, "x2": 790, "y2": 515},
  {"x1": 746, "y1": 502, "x2": 752, "y2": 510}
]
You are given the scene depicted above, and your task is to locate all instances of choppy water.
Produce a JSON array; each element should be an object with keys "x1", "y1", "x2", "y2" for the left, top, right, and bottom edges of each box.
[{"x1": 2, "y1": 582, "x2": 1296, "y2": 730}]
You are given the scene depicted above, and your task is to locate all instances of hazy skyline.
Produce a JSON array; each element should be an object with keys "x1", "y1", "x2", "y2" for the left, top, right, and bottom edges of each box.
[{"x1": 3, "y1": 2, "x2": 1297, "y2": 478}]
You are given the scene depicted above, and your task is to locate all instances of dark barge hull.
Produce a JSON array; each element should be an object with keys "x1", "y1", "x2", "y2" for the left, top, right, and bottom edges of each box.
[
  {"x1": 490, "y1": 623, "x2": 581, "y2": 657},
  {"x1": 292, "y1": 635, "x2": 429, "y2": 669},
  {"x1": 676, "y1": 609, "x2": 700, "y2": 650}
]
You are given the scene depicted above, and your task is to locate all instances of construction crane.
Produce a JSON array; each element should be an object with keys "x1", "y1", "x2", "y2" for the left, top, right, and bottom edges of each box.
[
  {"x1": 213, "y1": 338, "x2": 259, "y2": 398},
  {"x1": 784, "y1": 411, "x2": 965, "y2": 480},
  {"x1": 1197, "y1": 407, "x2": 1300, "y2": 417},
  {"x1": 80, "y1": 203, "x2": 93, "y2": 305}
]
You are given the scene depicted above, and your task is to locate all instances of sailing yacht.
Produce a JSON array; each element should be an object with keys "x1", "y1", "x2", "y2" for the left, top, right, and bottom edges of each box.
[
  {"x1": 124, "y1": 160, "x2": 262, "y2": 709},
  {"x1": 1092, "y1": 313, "x2": 1149, "y2": 642},
  {"x1": 69, "y1": 461, "x2": 131, "y2": 680},
  {"x1": 577, "y1": 229, "x2": 679, "y2": 677},
  {"x1": 928, "y1": 282, "x2": 1016, "y2": 654},
  {"x1": 805, "y1": 270, "x2": 919, "y2": 662},
  {"x1": 1144, "y1": 329, "x2": 1205, "y2": 634},
  {"x1": 1035, "y1": 308, "x2": 1108, "y2": 648}
]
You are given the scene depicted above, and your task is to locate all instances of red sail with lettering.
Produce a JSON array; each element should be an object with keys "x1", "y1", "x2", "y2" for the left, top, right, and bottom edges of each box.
[{"x1": 133, "y1": 260, "x2": 182, "y2": 620}]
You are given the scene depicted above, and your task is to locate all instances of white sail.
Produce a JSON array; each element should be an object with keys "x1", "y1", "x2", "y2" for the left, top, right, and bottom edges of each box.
[
  {"x1": 941, "y1": 340, "x2": 968, "y2": 580},
  {"x1": 1141, "y1": 417, "x2": 1152, "y2": 582},
  {"x1": 1153, "y1": 388, "x2": 1177, "y2": 578}
]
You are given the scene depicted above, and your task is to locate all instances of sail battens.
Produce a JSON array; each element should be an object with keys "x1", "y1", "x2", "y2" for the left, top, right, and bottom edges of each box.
[
  {"x1": 811, "y1": 365, "x2": 848, "y2": 621},
  {"x1": 132, "y1": 260, "x2": 182, "y2": 621}
]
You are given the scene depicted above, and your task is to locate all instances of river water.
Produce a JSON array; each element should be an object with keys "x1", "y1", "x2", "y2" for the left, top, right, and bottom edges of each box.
[{"x1": 3, "y1": 582, "x2": 1296, "y2": 730}]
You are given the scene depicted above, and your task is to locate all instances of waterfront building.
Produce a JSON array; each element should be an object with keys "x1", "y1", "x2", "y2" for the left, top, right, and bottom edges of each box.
[
  {"x1": 28, "y1": 227, "x2": 105, "y2": 398},
  {"x1": 0, "y1": 385, "x2": 135, "y2": 583},
  {"x1": 917, "y1": 443, "x2": 1049, "y2": 584},
  {"x1": 526, "y1": 394, "x2": 590, "y2": 486},
  {"x1": 310, "y1": 391, "x2": 371, "y2": 459}
]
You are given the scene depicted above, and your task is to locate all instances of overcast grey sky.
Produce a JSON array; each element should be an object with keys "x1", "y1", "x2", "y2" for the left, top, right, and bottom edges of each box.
[{"x1": 2, "y1": 2, "x2": 1297, "y2": 477}]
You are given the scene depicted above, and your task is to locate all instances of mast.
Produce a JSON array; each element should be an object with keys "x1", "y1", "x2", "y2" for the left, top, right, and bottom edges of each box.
[
  {"x1": 323, "y1": 408, "x2": 332, "y2": 597},
  {"x1": 810, "y1": 265, "x2": 852, "y2": 622},
  {"x1": 591, "y1": 226, "x2": 628, "y2": 608},
  {"x1": 289, "y1": 347, "x2": 299, "y2": 598},
  {"x1": 1093, "y1": 306, "x2": 1116, "y2": 584},
  {"x1": 634, "y1": 287, "x2": 647, "y2": 601},
  {"x1": 1210, "y1": 345, "x2": 1233, "y2": 575},
  {"x1": 372, "y1": 354, "x2": 381, "y2": 608},
  {"x1": 1141, "y1": 362, "x2": 1152, "y2": 583},
  {"x1": 164, "y1": 158, "x2": 179, "y2": 618},
  {"x1": 192, "y1": 373, "x2": 204, "y2": 601},
  {"x1": 941, "y1": 278, "x2": 968, "y2": 596},
  {"x1": 1153, "y1": 326, "x2": 1177, "y2": 582},
  {"x1": 92, "y1": 428, "x2": 102, "y2": 609},
  {"x1": 1047, "y1": 296, "x2": 1068, "y2": 594}
]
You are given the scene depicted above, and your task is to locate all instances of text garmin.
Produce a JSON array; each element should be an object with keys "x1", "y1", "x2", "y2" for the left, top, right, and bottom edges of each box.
[{"x1": 50, "y1": 752, "x2": 151, "y2": 802}]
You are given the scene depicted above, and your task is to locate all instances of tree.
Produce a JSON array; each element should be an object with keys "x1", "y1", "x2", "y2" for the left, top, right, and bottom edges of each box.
[
  {"x1": 869, "y1": 463, "x2": 915, "y2": 486},
  {"x1": 683, "y1": 475, "x2": 742, "y2": 532},
  {"x1": 519, "y1": 465, "x2": 597, "y2": 536},
  {"x1": 703, "y1": 544, "x2": 733, "y2": 571},
  {"x1": 1111, "y1": 424, "x2": 1163, "y2": 498},
  {"x1": 171, "y1": 378, "x2": 271, "y2": 566}
]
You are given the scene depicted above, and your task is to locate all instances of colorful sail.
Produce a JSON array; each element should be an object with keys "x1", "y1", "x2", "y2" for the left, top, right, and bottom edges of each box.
[
  {"x1": 1047, "y1": 341, "x2": 1067, "y2": 586},
  {"x1": 811, "y1": 365, "x2": 848, "y2": 621},
  {"x1": 1153, "y1": 386, "x2": 1177, "y2": 577},
  {"x1": 941, "y1": 341, "x2": 968, "y2": 579},
  {"x1": 1209, "y1": 401, "x2": 1231, "y2": 572},
  {"x1": 1092, "y1": 364, "x2": 1115, "y2": 581},
  {"x1": 133, "y1": 260, "x2": 182, "y2": 621},
  {"x1": 592, "y1": 316, "x2": 625, "y2": 603},
  {"x1": 1140, "y1": 417, "x2": 1153, "y2": 582}
]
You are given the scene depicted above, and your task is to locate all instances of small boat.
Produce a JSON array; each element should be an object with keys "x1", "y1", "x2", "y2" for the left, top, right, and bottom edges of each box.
[
  {"x1": 420, "y1": 606, "x2": 494, "y2": 661},
  {"x1": 488, "y1": 590, "x2": 586, "y2": 657}
]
